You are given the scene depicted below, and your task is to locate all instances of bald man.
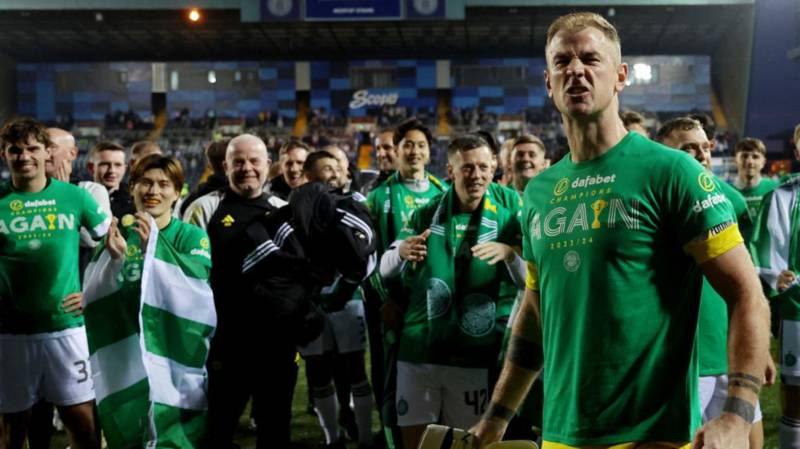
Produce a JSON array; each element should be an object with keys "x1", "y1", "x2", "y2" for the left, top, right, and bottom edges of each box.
[
  {"x1": 182, "y1": 134, "x2": 294, "y2": 448},
  {"x1": 46, "y1": 128, "x2": 111, "y2": 256},
  {"x1": 128, "y1": 140, "x2": 161, "y2": 169}
]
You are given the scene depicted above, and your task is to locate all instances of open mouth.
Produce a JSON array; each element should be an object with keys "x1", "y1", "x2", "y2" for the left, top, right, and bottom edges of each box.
[{"x1": 566, "y1": 85, "x2": 590, "y2": 96}]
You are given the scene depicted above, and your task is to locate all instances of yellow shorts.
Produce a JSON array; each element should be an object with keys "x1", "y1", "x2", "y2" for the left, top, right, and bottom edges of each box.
[{"x1": 543, "y1": 442, "x2": 690, "y2": 449}]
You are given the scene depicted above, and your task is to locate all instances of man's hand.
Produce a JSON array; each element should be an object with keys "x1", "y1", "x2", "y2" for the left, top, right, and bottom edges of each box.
[
  {"x1": 691, "y1": 413, "x2": 750, "y2": 449},
  {"x1": 54, "y1": 159, "x2": 72, "y2": 182},
  {"x1": 380, "y1": 300, "x2": 404, "y2": 332},
  {"x1": 469, "y1": 418, "x2": 508, "y2": 449},
  {"x1": 399, "y1": 229, "x2": 431, "y2": 263},
  {"x1": 472, "y1": 242, "x2": 515, "y2": 265},
  {"x1": 61, "y1": 292, "x2": 83, "y2": 317},
  {"x1": 133, "y1": 212, "x2": 152, "y2": 251},
  {"x1": 777, "y1": 270, "x2": 796, "y2": 292},
  {"x1": 106, "y1": 217, "x2": 127, "y2": 260}
]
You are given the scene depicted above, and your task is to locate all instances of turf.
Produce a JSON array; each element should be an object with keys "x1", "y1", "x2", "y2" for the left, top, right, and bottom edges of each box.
[{"x1": 48, "y1": 345, "x2": 784, "y2": 449}]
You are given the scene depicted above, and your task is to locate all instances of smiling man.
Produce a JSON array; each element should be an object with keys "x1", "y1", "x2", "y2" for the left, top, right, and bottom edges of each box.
[
  {"x1": 380, "y1": 134, "x2": 525, "y2": 449},
  {"x1": 509, "y1": 134, "x2": 550, "y2": 194},
  {"x1": 182, "y1": 134, "x2": 293, "y2": 448},
  {"x1": 0, "y1": 117, "x2": 109, "y2": 449},
  {"x1": 270, "y1": 139, "x2": 311, "y2": 201},
  {"x1": 470, "y1": 12, "x2": 770, "y2": 449}
]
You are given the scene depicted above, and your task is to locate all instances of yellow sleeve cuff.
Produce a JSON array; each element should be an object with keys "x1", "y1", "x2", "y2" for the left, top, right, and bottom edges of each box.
[
  {"x1": 683, "y1": 223, "x2": 743, "y2": 264},
  {"x1": 525, "y1": 261, "x2": 540, "y2": 292}
]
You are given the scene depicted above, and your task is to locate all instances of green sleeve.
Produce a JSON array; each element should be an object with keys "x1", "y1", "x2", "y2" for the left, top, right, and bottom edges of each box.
[
  {"x1": 176, "y1": 224, "x2": 212, "y2": 273},
  {"x1": 662, "y1": 154, "x2": 737, "y2": 247}
]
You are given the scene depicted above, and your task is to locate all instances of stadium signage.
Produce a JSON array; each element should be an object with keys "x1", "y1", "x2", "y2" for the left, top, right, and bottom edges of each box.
[{"x1": 349, "y1": 89, "x2": 400, "y2": 109}]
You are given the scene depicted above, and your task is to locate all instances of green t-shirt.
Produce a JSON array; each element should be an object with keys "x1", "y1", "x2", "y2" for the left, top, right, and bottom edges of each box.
[
  {"x1": 697, "y1": 180, "x2": 748, "y2": 376},
  {"x1": 733, "y1": 177, "x2": 779, "y2": 220},
  {"x1": 521, "y1": 132, "x2": 737, "y2": 445},
  {"x1": 0, "y1": 179, "x2": 110, "y2": 334},
  {"x1": 365, "y1": 173, "x2": 445, "y2": 253}
]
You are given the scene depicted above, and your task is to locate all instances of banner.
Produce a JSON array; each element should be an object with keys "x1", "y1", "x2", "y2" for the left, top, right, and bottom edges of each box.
[{"x1": 306, "y1": 0, "x2": 402, "y2": 20}]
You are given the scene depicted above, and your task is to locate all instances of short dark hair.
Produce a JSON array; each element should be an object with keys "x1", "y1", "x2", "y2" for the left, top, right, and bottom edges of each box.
[
  {"x1": 620, "y1": 110, "x2": 646, "y2": 128},
  {"x1": 734, "y1": 137, "x2": 767, "y2": 156},
  {"x1": 474, "y1": 130, "x2": 499, "y2": 155},
  {"x1": 512, "y1": 134, "x2": 546, "y2": 155},
  {"x1": 689, "y1": 113, "x2": 716, "y2": 140},
  {"x1": 655, "y1": 117, "x2": 702, "y2": 144},
  {"x1": 279, "y1": 139, "x2": 312, "y2": 156},
  {"x1": 393, "y1": 118, "x2": 433, "y2": 147},
  {"x1": 129, "y1": 154, "x2": 185, "y2": 194},
  {"x1": 303, "y1": 150, "x2": 336, "y2": 172},
  {"x1": 89, "y1": 141, "x2": 126, "y2": 162},
  {"x1": 205, "y1": 139, "x2": 229, "y2": 174},
  {"x1": 0, "y1": 117, "x2": 51, "y2": 149},
  {"x1": 447, "y1": 134, "x2": 490, "y2": 159}
]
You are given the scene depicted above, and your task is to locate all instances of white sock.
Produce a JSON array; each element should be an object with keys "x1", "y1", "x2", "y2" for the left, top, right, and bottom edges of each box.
[
  {"x1": 352, "y1": 380, "x2": 374, "y2": 445},
  {"x1": 781, "y1": 416, "x2": 800, "y2": 449},
  {"x1": 313, "y1": 383, "x2": 340, "y2": 444}
]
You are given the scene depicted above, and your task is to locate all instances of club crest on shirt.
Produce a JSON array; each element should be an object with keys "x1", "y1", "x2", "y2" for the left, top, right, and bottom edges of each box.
[
  {"x1": 563, "y1": 250, "x2": 581, "y2": 272},
  {"x1": 459, "y1": 293, "x2": 495, "y2": 337},
  {"x1": 426, "y1": 277, "x2": 451, "y2": 320}
]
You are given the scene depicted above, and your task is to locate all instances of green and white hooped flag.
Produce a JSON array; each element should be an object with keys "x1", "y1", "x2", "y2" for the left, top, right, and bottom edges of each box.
[{"x1": 83, "y1": 217, "x2": 216, "y2": 449}]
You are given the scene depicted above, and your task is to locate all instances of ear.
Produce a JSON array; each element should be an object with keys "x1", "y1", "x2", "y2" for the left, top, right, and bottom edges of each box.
[
  {"x1": 544, "y1": 69, "x2": 553, "y2": 99},
  {"x1": 69, "y1": 146, "x2": 78, "y2": 161},
  {"x1": 447, "y1": 163, "x2": 454, "y2": 180},
  {"x1": 615, "y1": 62, "x2": 629, "y2": 93},
  {"x1": 86, "y1": 161, "x2": 94, "y2": 176},
  {"x1": 222, "y1": 159, "x2": 229, "y2": 174}
]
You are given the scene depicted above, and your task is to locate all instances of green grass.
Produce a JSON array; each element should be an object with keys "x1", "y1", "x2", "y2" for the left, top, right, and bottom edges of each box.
[{"x1": 49, "y1": 346, "x2": 784, "y2": 448}]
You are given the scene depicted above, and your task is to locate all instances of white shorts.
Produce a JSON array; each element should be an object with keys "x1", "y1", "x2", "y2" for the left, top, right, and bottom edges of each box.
[
  {"x1": 698, "y1": 374, "x2": 762, "y2": 423},
  {"x1": 299, "y1": 300, "x2": 366, "y2": 356},
  {"x1": 781, "y1": 320, "x2": 800, "y2": 385},
  {"x1": 396, "y1": 361, "x2": 488, "y2": 429},
  {"x1": 0, "y1": 327, "x2": 95, "y2": 413}
]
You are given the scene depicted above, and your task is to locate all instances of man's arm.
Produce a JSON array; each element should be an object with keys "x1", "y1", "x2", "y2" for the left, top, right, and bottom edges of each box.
[
  {"x1": 470, "y1": 284, "x2": 544, "y2": 447},
  {"x1": 694, "y1": 243, "x2": 771, "y2": 448}
]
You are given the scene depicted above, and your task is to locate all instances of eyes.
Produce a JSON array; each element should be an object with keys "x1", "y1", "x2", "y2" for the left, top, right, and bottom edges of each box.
[
  {"x1": 402, "y1": 141, "x2": 428, "y2": 151},
  {"x1": 552, "y1": 53, "x2": 602, "y2": 69},
  {"x1": 460, "y1": 163, "x2": 492, "y2": 174}
]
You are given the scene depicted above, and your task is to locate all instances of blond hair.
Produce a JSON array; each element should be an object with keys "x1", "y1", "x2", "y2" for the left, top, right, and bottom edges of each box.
[{"x1": 546, "y1": 12, "x2": 621, "y2": 63}]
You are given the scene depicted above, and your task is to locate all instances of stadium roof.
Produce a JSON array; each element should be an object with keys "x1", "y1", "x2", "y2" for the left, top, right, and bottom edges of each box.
[{"x1": 0, "y1": 3, "x2": 753, "y2": 62}]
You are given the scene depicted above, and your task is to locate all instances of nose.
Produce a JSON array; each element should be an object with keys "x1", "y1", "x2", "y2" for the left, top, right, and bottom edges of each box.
[{"x1": 566, "y1": 58, "x2": 585, "y2": 77}]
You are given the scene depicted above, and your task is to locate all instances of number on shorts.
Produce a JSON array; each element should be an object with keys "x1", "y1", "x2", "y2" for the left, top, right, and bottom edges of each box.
[
  {"x1": 74, "y1": 360, "x2": 89, "y2": 383},
  {"x1": 464, "y1": 389, "x2": 488, "y2": 416}
]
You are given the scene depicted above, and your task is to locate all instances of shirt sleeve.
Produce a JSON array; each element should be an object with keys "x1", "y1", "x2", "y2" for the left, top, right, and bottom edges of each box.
[
  {"x1": 664, "y1": 155, "x2": 741, "y2": 263},
  {"x1": 178, "y1": 225, "x2": 212, "y2": 274},
  {"x1": 80, "y1": 186, "x2": 111, "y2": 240}
]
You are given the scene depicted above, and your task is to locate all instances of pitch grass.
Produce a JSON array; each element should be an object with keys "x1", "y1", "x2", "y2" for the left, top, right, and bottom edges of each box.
[{"x1": 51, "y1": 346, "x2": 783, "y2": 448}]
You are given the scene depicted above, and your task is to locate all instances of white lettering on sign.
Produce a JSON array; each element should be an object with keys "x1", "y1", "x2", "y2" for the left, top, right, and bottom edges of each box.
[{"x1": 349, "y1": 89, "x2": 399, "y2": 109}]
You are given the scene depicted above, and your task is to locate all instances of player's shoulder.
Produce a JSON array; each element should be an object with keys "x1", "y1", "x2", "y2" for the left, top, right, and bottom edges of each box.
[{"x1": 171, "y1": 218, "x2": 211, "y2": 253}]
